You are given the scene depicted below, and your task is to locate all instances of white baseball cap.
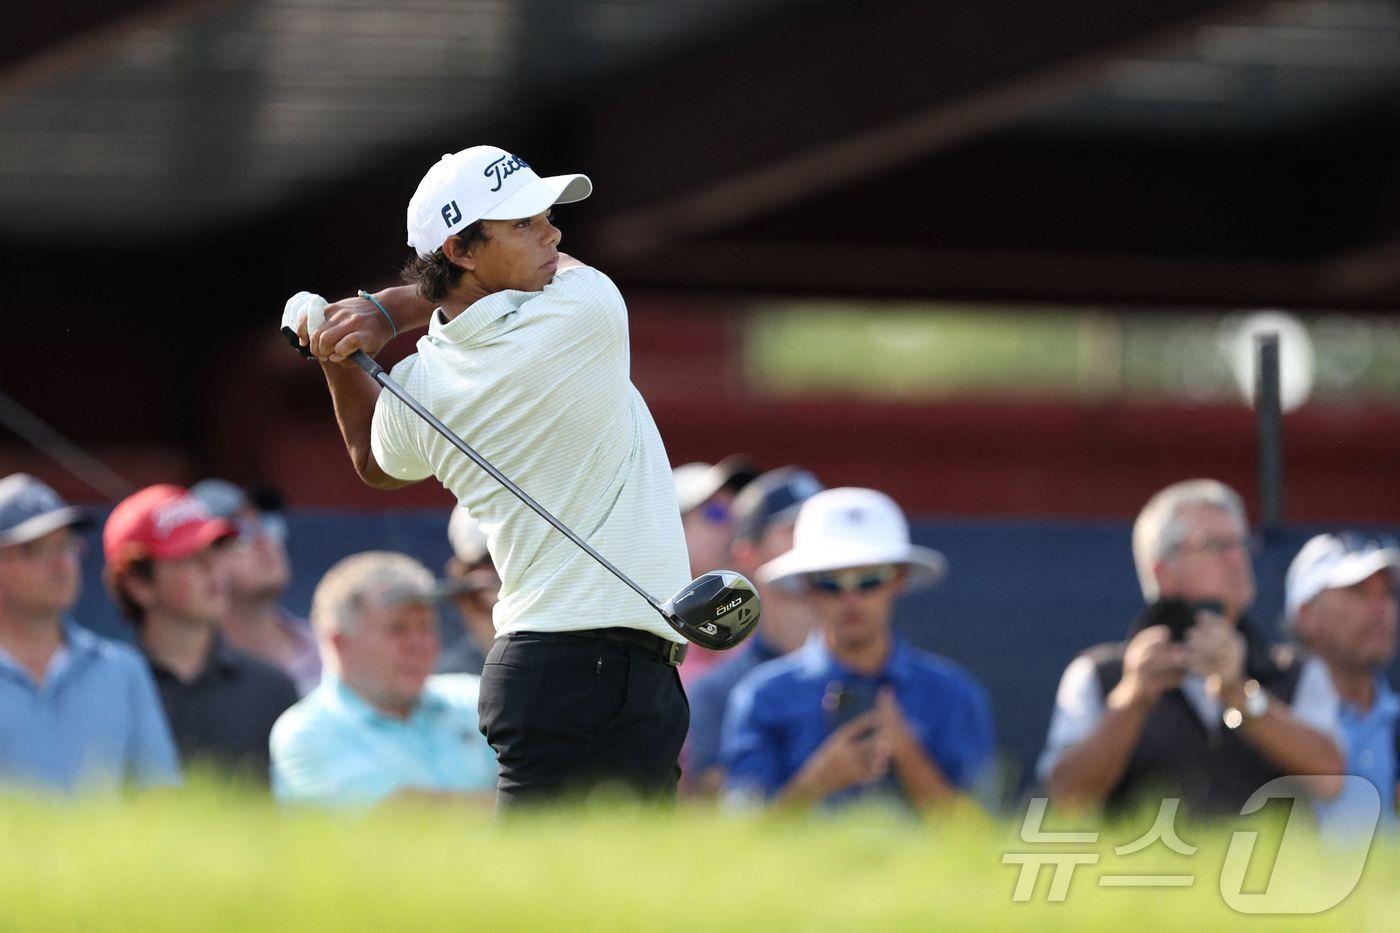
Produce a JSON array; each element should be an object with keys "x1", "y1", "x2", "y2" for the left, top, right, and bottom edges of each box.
[
  {"x1": 1285, "y1": 532, "x2": 1400, "y2": 620},
  {"x1": 406, "y1": 145, "x2": 592, "y2": 258},
  {"x1": 671, "y1": 455, "x2": 758, "y2": 514},
  {"x1": 447, "y1": 506, "x2": 490, "y2": 565},
  {"x1": 757, "y1": 487, "x2": 947, "y2": 593}
]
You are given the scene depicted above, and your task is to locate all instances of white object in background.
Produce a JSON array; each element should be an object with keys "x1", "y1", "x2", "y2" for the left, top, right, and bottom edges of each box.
[{"x1": 1220, "y1": 310, "x2": 1315, "y2": 413}]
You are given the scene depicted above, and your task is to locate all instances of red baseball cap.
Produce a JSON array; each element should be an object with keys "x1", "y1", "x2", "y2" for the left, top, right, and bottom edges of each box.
[{"x1": 103, "y1": 484, "x2": 238, "y2": 566}]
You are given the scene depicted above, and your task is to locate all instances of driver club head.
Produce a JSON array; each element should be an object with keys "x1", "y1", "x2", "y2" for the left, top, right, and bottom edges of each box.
[{"x1": 660, "y1": 570, "x2": 761, "y2": 650}]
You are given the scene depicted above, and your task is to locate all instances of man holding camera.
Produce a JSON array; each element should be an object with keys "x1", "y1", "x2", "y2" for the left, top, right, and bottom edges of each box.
[{"x1": 1039, "y1": 479, "x2": 1343, "y2": 815}]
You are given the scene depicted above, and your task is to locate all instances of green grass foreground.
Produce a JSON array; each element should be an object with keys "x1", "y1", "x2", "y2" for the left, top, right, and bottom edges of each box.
[{"x1": 0, "y1": 780, "x2": 1395, "y2": 931}]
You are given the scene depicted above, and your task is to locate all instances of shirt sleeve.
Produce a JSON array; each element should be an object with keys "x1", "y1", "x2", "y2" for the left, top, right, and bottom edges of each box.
[
  {"x1": 269, "y1": 711, "x2": 395, "y2": 808},
  {"x1": 536, "y1": 267, "x2": 628, "y2": 369},
  {"x1": 719, "y1": 678, "x2": 784, "y2": 807},
  {"x1": 1035, "y1": 654, "x2": 1105, "y2": 785},
  {"x1": 369, "y1": 362, "x2": 433, "y2": 483},
  {"x1": 1288, "y1": 655, "x2": 1344, "y2": 750},
  {"x1": 933, "y1": 679, "x2": 996, "y2": 792},
  {"x1": 125, "y1": 656, "x2": 182, "y2": 788}
]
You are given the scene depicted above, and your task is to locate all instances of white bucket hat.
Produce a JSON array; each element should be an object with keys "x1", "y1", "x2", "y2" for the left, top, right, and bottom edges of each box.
[
  {"x1": 1285, "y1": 532, "x2": 1400, "y2": 620},
  {"x1": 406, "y1": 145, "x2": 592, "y2": 258},
  {"x1": 756, "y1": 487, "x2": 947, "y2": 593}
]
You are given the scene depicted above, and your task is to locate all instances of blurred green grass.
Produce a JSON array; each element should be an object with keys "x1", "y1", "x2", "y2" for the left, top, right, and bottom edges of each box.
[{"x1": 0, "y1": 780, "x2": 1393, "y2": 931}]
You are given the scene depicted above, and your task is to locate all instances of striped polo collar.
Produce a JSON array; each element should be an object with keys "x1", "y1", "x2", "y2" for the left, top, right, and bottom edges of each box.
[{"x1": 429, "y1": 288, "x2": 534, "y2": 346}]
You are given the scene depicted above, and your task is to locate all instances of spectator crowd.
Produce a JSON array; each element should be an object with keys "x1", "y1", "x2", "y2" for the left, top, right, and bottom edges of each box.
[{"x1": 1, "y1": 464, "x2": 1396, "y2": 834}]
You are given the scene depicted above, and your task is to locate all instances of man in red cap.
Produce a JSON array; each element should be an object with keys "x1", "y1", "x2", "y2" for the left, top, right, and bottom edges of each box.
[{"x1": 104, "y1": 485, "x2": 299, "y2": 783}]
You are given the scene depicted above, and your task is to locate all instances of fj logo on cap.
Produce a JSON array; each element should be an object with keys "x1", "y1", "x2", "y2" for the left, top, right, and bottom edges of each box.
[
  {"x1": 441, "y1": 200, "x2": 462, "y2": 228},
  {"x1": 483, "y1": 153, "x2": 529, "y2": 192}
]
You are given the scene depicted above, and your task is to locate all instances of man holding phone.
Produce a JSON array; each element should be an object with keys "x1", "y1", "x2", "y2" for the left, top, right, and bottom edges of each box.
[
  {"x1": 719, "y1": 488, "x2": 994, "y2": 813},
  {"x1": 1039, "y1": 479, "x2": 1344, "y2": 815}
]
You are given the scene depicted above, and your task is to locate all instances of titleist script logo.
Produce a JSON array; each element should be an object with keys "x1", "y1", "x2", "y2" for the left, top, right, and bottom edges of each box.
[
  {"x1": 150, "y1": 497, "x2": 211, "y2": 537},
  {"x1": 483, "y1": 153, "x2": 530, "y2": 192}
]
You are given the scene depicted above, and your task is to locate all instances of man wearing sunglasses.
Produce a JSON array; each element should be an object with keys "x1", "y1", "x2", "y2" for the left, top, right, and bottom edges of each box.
[
  {"x1": 1039, "y1": 479, "x2": 1344, "y2": 816},
  {"x1": 190, "y1": 479, "x2": 321, "y2": 695},
  {"x1": 720, "y1": 487, "x2": 994, "y2": 812},
  {"x1": 1287, "y1": 533, "x2": 1400, "y2": 832},
  {"x1": 0, "y1": 473, "x2": 180, "y2": 794}
]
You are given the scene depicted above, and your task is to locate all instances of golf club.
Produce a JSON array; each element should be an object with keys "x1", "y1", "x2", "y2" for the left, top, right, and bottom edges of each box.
[{"x1": 282, "y1": 319, "x2": 759, "y2": 651}]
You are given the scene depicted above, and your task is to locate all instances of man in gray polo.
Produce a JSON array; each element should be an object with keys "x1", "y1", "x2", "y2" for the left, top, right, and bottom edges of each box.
[
  {"x1": 0, "y1": 474, "x2": 180, "y2": 794},
  {"x1": 288, "y1": 146, "x2": 692, "y2": 805}
]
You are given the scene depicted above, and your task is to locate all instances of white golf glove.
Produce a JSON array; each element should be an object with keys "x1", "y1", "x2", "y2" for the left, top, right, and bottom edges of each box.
[{"x1": 280, "y1": 291, "x2": 328, "y2": 359}]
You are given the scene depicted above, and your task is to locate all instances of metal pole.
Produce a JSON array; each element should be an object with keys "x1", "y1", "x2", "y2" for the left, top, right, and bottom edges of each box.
[
  {"x1": 0, "y1": 387, "x2": 134, "y2": 500},
  {"x1": 1255, "y1": 332, "x2": 1284, "y2": 533}
]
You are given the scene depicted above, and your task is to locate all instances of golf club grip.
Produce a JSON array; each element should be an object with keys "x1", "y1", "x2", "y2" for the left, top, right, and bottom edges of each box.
[{"x1": 349, "y1": 351, "x2": 670, "y2": 618}]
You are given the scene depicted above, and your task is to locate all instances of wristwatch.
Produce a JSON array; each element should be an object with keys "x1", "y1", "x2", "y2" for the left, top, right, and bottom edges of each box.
[{"x1": 1222, "y1": 679, "x2": 1268, "y2": 730}]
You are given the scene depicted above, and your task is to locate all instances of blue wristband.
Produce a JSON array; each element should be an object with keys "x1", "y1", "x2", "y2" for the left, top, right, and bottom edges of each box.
[{"x1": 358, "y1": 290, "x2": 398, "y2": 338}]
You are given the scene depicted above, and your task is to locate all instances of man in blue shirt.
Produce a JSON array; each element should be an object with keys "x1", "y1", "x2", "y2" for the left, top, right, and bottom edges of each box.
[
  {"x1": 722, "y1": 487, "x2": 994, "y2": 812},
  {"x1": 1287, "y1": 533, "x2": 1400, "y2": 832},
  {"x1": 683, "y1": 466, "x2": 823, "y2": 798},
  {"x1": 271, "y1": 551, "x2": 497, "y2": 808},
  {"x1": 0, "y1": 474, "x2": 180, "y2": 794}
]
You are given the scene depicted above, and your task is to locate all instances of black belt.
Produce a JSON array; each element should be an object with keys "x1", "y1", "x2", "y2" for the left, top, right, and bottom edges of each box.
[{"x1": 572, "y1": 627, "x2": 688, "y2": 667}]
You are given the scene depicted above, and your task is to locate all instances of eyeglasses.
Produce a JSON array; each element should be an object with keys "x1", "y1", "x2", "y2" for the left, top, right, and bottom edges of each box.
[
  {"x1": 1168, "y1": 533, "x2": 1253, "y2": 558},
  {"x1": 0, "y1": 534, "x2": 85, "y2": 562},
  {"x1": 808, "y1": 566, "x2": 900, "y2": 595}
]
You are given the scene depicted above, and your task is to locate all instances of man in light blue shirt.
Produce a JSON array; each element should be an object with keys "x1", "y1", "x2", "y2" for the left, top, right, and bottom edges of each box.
[
  {"x1": 1287, "y1": 533, "x2": 1400, "y2": 832},
  {"x1": 0, "y1": 474, "x2": 180, "y2": 794},
  {"x1": 271, "y1": 551, "x2": 497, "y2": 807}
]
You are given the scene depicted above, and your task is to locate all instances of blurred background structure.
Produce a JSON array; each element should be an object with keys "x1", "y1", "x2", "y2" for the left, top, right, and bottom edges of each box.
[{"x1": 4, "y1": 0, "x2": 1400, "y2": 790}]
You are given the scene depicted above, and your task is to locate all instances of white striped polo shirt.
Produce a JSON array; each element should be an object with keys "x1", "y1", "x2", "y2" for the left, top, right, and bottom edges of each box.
[{"x1": 370, "y1": 265, "x2": 690, "y2": 643}]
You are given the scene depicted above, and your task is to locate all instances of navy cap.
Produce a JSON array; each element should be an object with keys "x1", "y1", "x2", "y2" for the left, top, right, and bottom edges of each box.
[
  {"x1": 731, "y1": 467, "x2": 823, "y2": 543},
  {"x1": 0, "y1": 474, "x2": 92, "y2": 547}
]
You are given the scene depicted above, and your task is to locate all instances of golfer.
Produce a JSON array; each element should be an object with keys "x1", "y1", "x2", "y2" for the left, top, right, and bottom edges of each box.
[{"x1": 297, "y1": 146, "x2": 692, "y2": 805}]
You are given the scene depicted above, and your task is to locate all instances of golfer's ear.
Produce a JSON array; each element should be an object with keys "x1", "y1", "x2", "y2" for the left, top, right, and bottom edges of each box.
[{"x1": 442, "y1": 233, "x2": 478, "y2": 271}]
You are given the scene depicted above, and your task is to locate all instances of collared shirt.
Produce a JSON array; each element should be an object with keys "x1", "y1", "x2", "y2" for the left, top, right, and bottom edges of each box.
[
  {"x1": 686, "y1": 635, "x2": 784, "y2": 776},
  {"x1": 1036, "y1": 647, "x2": 1341, "y2": 785},
  {"x1": 1312, "y1": 666, "x2": 1400, "y2": 834},
  {"x1": 721, "y1": 634, "x2": 995, "y2": 808},
  {"x1": 0, "y1": 621, "x2": 180, "y2": 794},
  {"x1": 270, "y1": 673, "x2": 498, "y2": 808},
  {"x1": 370, "y1": 266, "x2": 690, "y2": 644},
  {"x1": 146, "y1": 636, "x2": 299, "y2": 781}
]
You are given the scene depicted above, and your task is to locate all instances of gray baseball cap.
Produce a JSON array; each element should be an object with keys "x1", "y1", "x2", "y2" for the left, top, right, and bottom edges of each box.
[
  {"x1": 731, "y1": 466, "x2": 823, "y2": 543},
  {"x1": 0, "y1": 474, "x2": 93, "y2": 547}
]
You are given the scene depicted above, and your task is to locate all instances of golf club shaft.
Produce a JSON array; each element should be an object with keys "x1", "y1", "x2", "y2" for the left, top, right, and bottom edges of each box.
[{"x1": 351, "y1": 351, "x2": 670, "y2": 619}]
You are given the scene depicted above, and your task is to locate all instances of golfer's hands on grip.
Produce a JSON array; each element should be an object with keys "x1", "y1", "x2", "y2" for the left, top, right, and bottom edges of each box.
[{"x1": 298, "y1": 292, "x2": 395, "y2": 366}]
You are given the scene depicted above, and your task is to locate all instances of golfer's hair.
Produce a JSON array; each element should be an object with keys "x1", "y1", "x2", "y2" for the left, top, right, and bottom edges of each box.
[
  {"x1": 1132, "y1": 479, "x2": 1247, "y2": 602},
  {"x1": 401, "y1": 222, "x2": 490, "y2": 302},
  {"x1": 311, "y1": 551, "x2": 434, "y2": 639}
]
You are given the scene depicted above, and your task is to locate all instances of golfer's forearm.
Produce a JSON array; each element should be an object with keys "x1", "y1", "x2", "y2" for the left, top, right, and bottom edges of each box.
[
  {"x1": 320, "y1": 363, "x2": 410, "y2": 490},
  {"x1": 372, "y1": 286, "x2": 436, "y2": 331},
  {"x1": 1046, "y1": 699, "x2": 1152, "y2": 805}
]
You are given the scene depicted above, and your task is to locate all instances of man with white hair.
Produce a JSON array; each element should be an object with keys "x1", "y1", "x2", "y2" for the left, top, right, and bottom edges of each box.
[
  {"x1": 1287, "y1": 533, "x2": 1400, "y2": 830},
  {"x1": 435, "y1": 507, "x2": 501, "y2": 676},
  {"x1": 721, "y1": 487, "x2": 994, "y2": 812},
  {"x1": 1039, "y1": 479, "x2": 1343, "y2": 815},
  {"x1": 270, "y1": 551, "x2": 497, "y2": 808}
]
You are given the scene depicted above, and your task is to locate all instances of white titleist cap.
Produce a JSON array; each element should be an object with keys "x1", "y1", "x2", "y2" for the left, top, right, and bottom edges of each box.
[
  {"x1": 406, "y1": 146, "x2": 592, "y2": 258},
  {"x1": 757, "y1": 487, "x2": 947, "y2": 593},
  {"x1": 1285, "y1": 532, "x2": 1400, "y2": 620}
]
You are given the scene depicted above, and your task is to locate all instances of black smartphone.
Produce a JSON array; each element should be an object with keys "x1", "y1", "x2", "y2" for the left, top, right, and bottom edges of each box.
[{"x1": 823, "y1": 681, "x2": 879, "y2": 733}]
